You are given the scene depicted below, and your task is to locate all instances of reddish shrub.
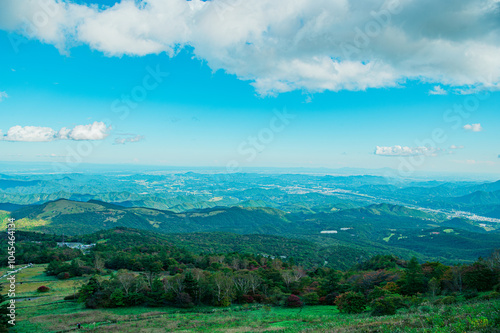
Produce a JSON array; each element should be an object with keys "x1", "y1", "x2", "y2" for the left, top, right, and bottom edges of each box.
[
  {"x1": 37, "y1": 286, "x2": 50, "y2": 292},
  {"x1": 285, "y1": 294, "x2": 303, "y2": 308},
  {"x1": 241, "y1": 295, "x2": 254, "y2": 304}
]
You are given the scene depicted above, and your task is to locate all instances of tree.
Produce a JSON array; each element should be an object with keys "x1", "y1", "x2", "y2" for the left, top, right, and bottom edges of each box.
[
  {"x1": 163, "y1": 275, "x2": 184, "y2": 296},
  {"x1": 143, "y1": 258, "x2": 163, "y2": 289},
  {"x1": 247, "y1": 272, "x2": 262, "y2": 295},
  {"x1": 322, "y1": 270, "x2": 342, "y2": 295},
  {"x1": 428, "y1": 277, "x2": 440, "y2": 297},
  {"x1": 398, "y1": 257, "x2": 426, "y2": 296},
  {"x1": 94, "y1": 254, "x2": 105, "y2": 273},
  {"x1": 116, "y1": 270, "x2": 135, "y2": 295},
  {"x1": 233, "y1": 273, "x2": 253, "y2": 297},
  {"x1": 183, "y1": 271, "x2": 199, "y2": 301},
  {"x1": 281, "y1": 270, "x2": 294, "y2": 291},
  {"x1": 213, "y1": 272, "x2": 234, "y2": 307},
  {"x1": 335, "y1": 292, "x2": 367, "y2": 314}
]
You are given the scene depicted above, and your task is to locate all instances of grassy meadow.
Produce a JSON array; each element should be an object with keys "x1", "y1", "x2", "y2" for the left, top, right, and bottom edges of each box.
[{"x1": 1, "y1": 264, "x2": 499, "y2": 332}]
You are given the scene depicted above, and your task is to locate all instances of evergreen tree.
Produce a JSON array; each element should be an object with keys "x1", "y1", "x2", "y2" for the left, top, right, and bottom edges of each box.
[
  {"x1": 183, "y1": 271, "x2": 199, "y2": 302},
  {"x1": 399, "y1": 257, "x2": 426, "y2": 296}
]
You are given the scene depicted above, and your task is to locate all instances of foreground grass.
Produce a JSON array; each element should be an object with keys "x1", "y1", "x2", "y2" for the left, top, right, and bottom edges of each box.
[{"x1": 3, "y1": 265, "x2": 500, "y2": 332}]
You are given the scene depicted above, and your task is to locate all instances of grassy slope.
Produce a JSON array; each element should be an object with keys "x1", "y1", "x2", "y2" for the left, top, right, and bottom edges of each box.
[{"x1": 5, "y1": 264, "x2": 500, "y2": 332}]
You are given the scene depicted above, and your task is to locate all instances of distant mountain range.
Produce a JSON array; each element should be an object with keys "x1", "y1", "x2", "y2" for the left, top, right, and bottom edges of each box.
[{"x1": 2, "y1": 198, "x2": 498, "y2": 266}]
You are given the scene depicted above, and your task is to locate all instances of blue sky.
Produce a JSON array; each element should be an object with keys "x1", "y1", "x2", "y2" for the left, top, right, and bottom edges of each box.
[{"x1": 0, "y1": 0, "x2": 499, "y2": 175}]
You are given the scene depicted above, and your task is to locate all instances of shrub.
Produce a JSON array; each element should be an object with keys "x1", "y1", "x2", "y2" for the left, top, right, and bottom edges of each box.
[
  {"x1": 324, "y1": 292, "x2": 339, "y2": 305},
  {"x1": 285, "y1": 294, "x2": 303, "y2": 308},
  {"x1": 57, "y1": 272, "x2": 70, "y2": 280},
  {"x1": 268, "y1": 289, "x2": 288, "y2": 306},
  {"x1": 370, "y1": 296, "x2": 397, "y2": 316},
  {"x1": 252, "y1": 294, "x2": 267, "y2": 303},
  {"x1": 241, "y1": 295, "x2": 254, "y2": 304},
  {"x1": 37, "y1": 286, "x2": 50, "y2": 293},
  {"x1": 419, "y1": 305, "x2": 432, "y2": 313},
  {"x1": 383, "y1": 282, "x2": 400, "y2": 294},
  {"x1": 64, "y1": 293, "x2": 80, "y2": 300},
  {"x1": 433, "y1": 296, "x2": 457, "y2": 305},
  {"x1": 109, "y1": 289, "x2": 125, "y2": 307},
  {"x1": 335, "y1": 292, "x2": 367, "y2": 314},
  {"x1": 303, "y1": 292, "x2": 320, "y2": 305},
  {"x1": 368, "y1": 286, "x2": 394, "y2": 302},
  {"x1": 463, "y1": 290, "x2": 478, "y2": 300},
  {"x1": 478, "y1": 291, "x2": 500, "y2": 301},
  {"x1": 175, "y1": 292, "x2": 194, "y2": 308}
]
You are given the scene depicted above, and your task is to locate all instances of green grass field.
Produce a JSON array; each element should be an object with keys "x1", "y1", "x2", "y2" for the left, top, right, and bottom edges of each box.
[{"x1": 2, "y1": 265, "x2": 500, "y2": 332}]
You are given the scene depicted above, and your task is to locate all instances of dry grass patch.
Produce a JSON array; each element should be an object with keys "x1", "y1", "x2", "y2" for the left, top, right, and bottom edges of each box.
[{"x1": 30, "y1": 310, "x2": 126, "y2": 331}]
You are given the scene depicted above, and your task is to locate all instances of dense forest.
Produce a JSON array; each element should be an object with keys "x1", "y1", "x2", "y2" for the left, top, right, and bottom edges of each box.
[{"x1": 2, "y1": 227, "x2": 499, "y2": 322}]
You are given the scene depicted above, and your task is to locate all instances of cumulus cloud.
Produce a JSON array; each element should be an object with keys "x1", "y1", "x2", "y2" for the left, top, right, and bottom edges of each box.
[
  {"x1": 375, "y1": 145, "x2": 443, "y2": 157},
  {"x1": 4, "y1": 126, "x2": 57, "y2": 142},
  {"x1": 66, "y1": 122, "x2": 110, "y2": 140},
  {"x1": 114, "y1": 135, "x2": 145, "y2": 145},
  {"x1": 463, "y1": 123, "x2": 483, "y2": 132},
  {"x1": 429, "y1": 86, "x2": 447, "y2": 95},
  {"x1": 0, "y1": 91, "x2": 8, "y2": 101},
  {"x1": 1, "y1": 0, "x2": 500, "y2": 95},
  {"x1": 1, "y1": 122, "x2": 110, "y2": 142}
]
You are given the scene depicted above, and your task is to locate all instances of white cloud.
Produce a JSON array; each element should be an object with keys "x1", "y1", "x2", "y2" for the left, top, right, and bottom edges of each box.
[
  {"x1": 67, "y1": 121, "x2": 110, "y2": 140},
  {"x1": 4, "y1": 125, "x2": 57, "y2": 142},
  {"x1": 449, "y1": 145, "x2": 464, "y2": 149},
  {"x1": 374, "y1": 145, "x2": 443, "y2": 157},
  {"x1": 0, "y1": 91, "x2": 8, "y2": 101},
  {"x1": 1, "y1": 0, "x2": 500, "y2": 95},
  {"x1": 114, "y1": 135, "x2": 145, "y2": 145},
  {"x1": 463, "y1": 123, "x2": 483, "y2": 132},
  {"x1": 429, "y1": 86, "x2": 447, "y2": 95},
  {"x1": 1, "y1": 122, "x2": 110, "y2": 142}
]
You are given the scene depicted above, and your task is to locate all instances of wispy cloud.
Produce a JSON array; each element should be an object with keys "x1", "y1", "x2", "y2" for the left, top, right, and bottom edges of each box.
[
  {"x1": 449, "y1": 145, "x2": 464, "y2": 150},
  {"x1": 374, "y1": 146, "x2": 444, "y2": 157},
  {"x1": 463, "y1": 123, "x2": 483, "y2": 132},
  {"x1": 114, "y1": 135, "x2": 145, "y2": 145},
  {"x1": 1, "y1": 122, "x2": 111, "y2": 142},
  {"x1": 429, "y1": 86, "x2": 447, "y2": 95},
  {"x1": 0, "y1": 91, "x2": 8, "y2": 102}
]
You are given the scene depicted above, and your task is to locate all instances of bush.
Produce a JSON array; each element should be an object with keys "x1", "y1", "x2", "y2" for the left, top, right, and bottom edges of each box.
[
  {"x1": 324, "y1": 292, "x2": 339, "y2": 305},
  {"x1": 285, "y1": 294, "x2": 303, "y2": 308},
  {"x1": 175, "y1": 292, "x2": 194, "y2": 308},
  {"x1": 303, "y1": 292, "x2": 320, "y2": 305},
  {"x1": 418, "y1": 305, "x2": 432, "y2": 313},
  {"x1": 57, "y1": 272, "x2": 70, "y2": 280},
  {"x1": 251, "y1": 294, "x2": 267, "y2": 303},
  {"x1": 478, "y1": 291, "x2": 500, "y2": 301},
  {"x1": 268, "y1": 289, "x2": 288, "y2": 306},
  {"x1": 335, "y1": 292, "x2": 367, "y2": 314},
  {"x1": 463, "y1": 290, "x2": 478, "y2": 300},
  {"x1": 433, "y1": 296, "x2": 457, "y2": 305},
  {"x1": 37, "y1": 286, "x2": 50, "y2": 293},
  {"x1": 370, "y1": 296, "x2": 397, "y2": 316},
  {"x1": 241, "y1": 295, "x2": 254, "y2": 304},
  {"x1": 368, "y1": 287, "x2": 394, "y2": 302},
  {"x1": 64, "y1": 293, "x2": 80, "y2": 300}
]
